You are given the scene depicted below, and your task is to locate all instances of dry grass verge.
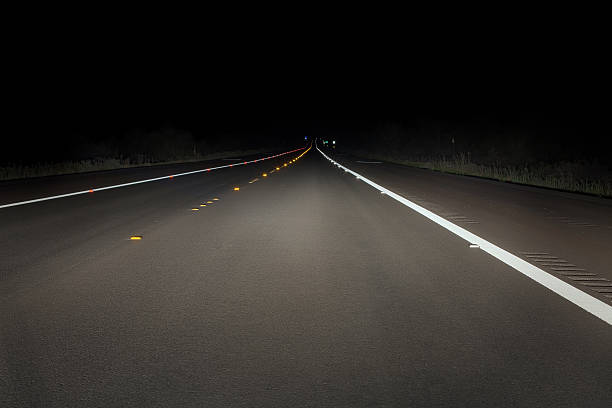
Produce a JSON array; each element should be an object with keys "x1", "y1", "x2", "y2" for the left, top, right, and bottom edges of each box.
[
  {"x1": 0, "y1": 148, "x2": 269, "y2": 181},
  {"x1": 349, "y1": 151, "x2": 612, "y2": 198}
]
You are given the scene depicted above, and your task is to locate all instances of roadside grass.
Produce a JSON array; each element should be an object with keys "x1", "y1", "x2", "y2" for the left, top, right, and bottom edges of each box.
[
  {"x1": 0, "y1": 148, "x2": 269, "y2": 181},
  {"x1": 349, "y1": 151, "x2": 612, "y2": 198}
]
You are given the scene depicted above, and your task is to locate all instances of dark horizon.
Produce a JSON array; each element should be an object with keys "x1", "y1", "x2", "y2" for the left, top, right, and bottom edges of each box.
[{"x1": 4, "y1": 114, "x2": 611, "y2": 166}]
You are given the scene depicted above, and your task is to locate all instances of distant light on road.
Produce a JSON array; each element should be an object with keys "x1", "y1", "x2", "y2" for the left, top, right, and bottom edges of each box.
[{"x1": 263, "y1": 173, "x2": 268, "y2": 177}]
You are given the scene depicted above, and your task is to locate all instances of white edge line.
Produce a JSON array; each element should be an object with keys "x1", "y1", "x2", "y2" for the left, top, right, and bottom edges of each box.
[
  {"x1": 0, "y1": 147, "x2": 306, "y2": 209},
  {"x1": 317, "y1": 143, "x2": 612, "y2": 325}
]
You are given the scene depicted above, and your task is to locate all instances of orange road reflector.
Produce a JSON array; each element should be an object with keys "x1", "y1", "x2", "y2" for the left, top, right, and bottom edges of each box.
[
  {"x1": 234, "y1": 187, "x2": 240, "y2": 191},
  {"x1": 130, "y1": 236, "x2": 143, "y2": 240},
  {"x1": 169, "y1": 175, "x2": 174, "y2": 179}
]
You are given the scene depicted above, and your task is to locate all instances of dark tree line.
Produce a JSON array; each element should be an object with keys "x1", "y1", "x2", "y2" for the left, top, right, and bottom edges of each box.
[{"x1": 327, "y1": 119, "x2": 611, "y2": 167}]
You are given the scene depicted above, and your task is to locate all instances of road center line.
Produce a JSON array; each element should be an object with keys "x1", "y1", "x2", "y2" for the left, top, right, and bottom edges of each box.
[{"x1": 317, "y1": 144, "x2": 612, "y2": 325}]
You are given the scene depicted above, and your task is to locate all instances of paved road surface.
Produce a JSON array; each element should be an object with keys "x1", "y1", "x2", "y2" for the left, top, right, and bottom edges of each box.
[{"x1": 1, "y1": 145, "x2": 611, "y2": 407}]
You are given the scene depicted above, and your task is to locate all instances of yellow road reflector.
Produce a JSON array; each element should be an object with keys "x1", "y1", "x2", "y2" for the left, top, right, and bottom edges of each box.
[
  {"x1": 200, "y1": 204, "x2": 207, "y2": 207},
  {"x1": 283, "y1": 163, "x2": 287, "y2": 166},
  {"x1": 234, "y1": 187, "x2": 240, "y2": 191},
  {"x1": 130, "y1": 236, "x2": 143, "y2": 240},
  {"x1": 213, "y1": 198, "x2": 219, "y2": 201},
  {"x1": 191, "y1": 208, "x2": 199, "y2": 211},
  {"x1": 262, "y1": 173, "x2": 268, "y2": 177},
  {"x1": 207, "y1": 201, "x2": 214, "y2": 204},
  {"x1": 276, "y1": 167, "x2": 280, "y2": 170}
]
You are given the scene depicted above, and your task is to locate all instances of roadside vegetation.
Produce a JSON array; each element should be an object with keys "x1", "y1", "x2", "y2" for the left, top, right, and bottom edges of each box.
[
  {"x1": 0, "y1": 148, "x2": 269, "y2": 181},
  {"x1": 350, "y1": 150, "x2": 612, "y2": 197},
  {"x1": 334, "y1": 122, "x2": 612, "y2": 198},
  {"x1": 1, "y1": 127, "x2": 274, "y2": 181}
]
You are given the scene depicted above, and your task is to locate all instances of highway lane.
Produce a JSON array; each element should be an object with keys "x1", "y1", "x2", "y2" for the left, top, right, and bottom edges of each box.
[{"x1": 1, "y1": 145, "x2": 611, "y2": 407}]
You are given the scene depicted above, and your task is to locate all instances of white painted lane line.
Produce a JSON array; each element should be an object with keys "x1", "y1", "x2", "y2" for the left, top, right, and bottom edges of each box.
[
  {"x1": 356, "y1": 161, "x2": 383, "y2": 164},
  {"x1": 0, "y1": 147, "x2": 306, "y2": 209},
  {"x1": 317, "y1": 144, "x2": 612, "y2": 325}
]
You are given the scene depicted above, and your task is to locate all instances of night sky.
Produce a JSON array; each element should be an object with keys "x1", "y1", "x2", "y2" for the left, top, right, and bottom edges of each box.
[{"x1": 4, "y1": 44, "x2": 609, "y2": 167}]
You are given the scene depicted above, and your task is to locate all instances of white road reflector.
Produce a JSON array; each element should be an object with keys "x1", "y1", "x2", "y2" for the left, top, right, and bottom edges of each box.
[
  {"x1": 316, "y1": 142, "x2": 612, "y2": 325},
  {"x1": 469, "y1": 244, "x2": 480, "y2": 249}
]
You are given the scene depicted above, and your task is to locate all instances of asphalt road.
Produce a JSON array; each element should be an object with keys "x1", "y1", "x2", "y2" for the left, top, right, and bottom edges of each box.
[{"x1": 1, "y1": 145, "x2": 611, "y2": 407}]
